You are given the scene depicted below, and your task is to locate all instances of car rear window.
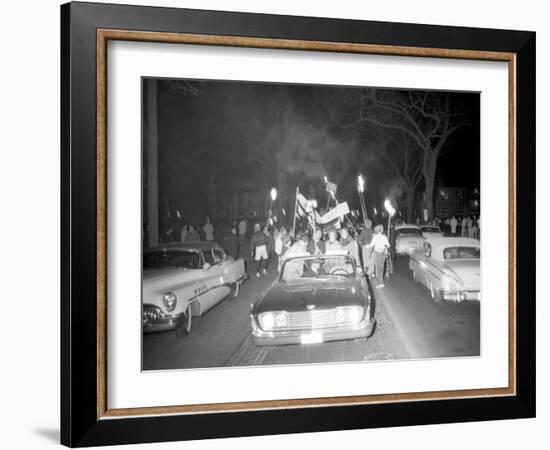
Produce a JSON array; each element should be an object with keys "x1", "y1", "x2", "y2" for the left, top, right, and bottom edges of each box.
[
  {"x1": 443, "y1": 246, "x2": 480, "y2": 260},
  {"x1": 422, "y1": 227, "x2": 440, "y2": 233},
  {"x1": 396, "y1": 228, "x2": 422, "y2": 237}
]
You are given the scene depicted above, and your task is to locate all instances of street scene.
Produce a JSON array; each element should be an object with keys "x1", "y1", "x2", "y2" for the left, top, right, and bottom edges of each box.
[
  {"x1": 143, "y1": 255, "x2": 479, "y2": 370},
  {"x1": 141, "y1": 78, "x2": 481, "y2": 371}
]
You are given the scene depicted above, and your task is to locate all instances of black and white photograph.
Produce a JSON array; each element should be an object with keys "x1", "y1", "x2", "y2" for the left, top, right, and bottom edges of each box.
[{"x1": 141, "y1": 78, "x2": 481, "y2": 371}]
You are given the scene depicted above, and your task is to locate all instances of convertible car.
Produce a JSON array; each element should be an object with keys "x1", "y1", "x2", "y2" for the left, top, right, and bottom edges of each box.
[
  {"x1": 250, "y1": 251, "x2": 375, "y2": 346},
  {"x1": 142, "y1": 242, "x2": 247, "y2": 334},
  {"x1": 409, "y1": 237, "x2": 480, "y2": 303},
  {"x1": 394, "y1": 223, "x2": 425, "y2": 255}
]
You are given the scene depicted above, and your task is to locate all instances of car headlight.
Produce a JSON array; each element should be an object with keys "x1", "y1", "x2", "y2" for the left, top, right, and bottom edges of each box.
[
  {"x1": 346, "y1": 306, "x2": 364, "y2": 324},
  {"x1": 275, "y1": 312, "x2": 288, "y2": 327},
  {"x1": 162, "y1": 291, "x2": 177, "y2": 312},
  {"x1": 259, "y1": 313, "x2": 275, "y2": 331},
  {"x1": 440, "y1": 277, "x2": 461, "y2": 292},
  {"x1": 335, "y1": 308, "x2": 347, "y2": 323}
]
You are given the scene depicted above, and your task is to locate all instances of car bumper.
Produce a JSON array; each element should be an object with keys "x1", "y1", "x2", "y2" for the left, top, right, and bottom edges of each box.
[
  {"x1": 395, "y1": 245, "x2": 422, "y2": 255},
  {"x1": 142, "y1": 304, "x2": 186, "y2": 333},
  {"x1": 251, "y1": 318, "x2": 375, "y2": 346},
  {"x1": 440, "y1": 290, "x2": 481, "y2": 302}
]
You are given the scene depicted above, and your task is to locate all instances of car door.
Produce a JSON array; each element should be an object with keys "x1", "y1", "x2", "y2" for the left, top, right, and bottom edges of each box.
[
  {"x1": 423, "y1": 244, "x2": 444, "y2": 290},
  {"x1": 418, "y1": 242, "x2": 432, "y2": 288},
  {"x1": 197, "y1": 248, "x2": 231, "y2": 312},
  {"x1": 208, "y1": 248, "x2": 232, "y2": 304}
]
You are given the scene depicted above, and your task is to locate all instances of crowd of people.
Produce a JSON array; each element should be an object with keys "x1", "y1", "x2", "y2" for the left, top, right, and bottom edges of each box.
[
  {"x1": 245, "y1": 219, "x2": 391, "y2": 288},
  {"x1": 423, "y1": 214, "x2": 480, "y2": 239},
  {"x1": 160, "y1": 216, "x2": 217, "y2": 243},
  {"x1": 156, "y1": 209, "x2": 480, "y2": 289}
]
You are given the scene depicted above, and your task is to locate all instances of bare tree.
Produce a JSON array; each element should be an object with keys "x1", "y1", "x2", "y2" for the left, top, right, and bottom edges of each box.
[
  {"x1": 338, "y1": 89, "x2": 469, "y2": 219},
  {"x1": 371, "y1": 130, "x2": 423, "y2": 222}
]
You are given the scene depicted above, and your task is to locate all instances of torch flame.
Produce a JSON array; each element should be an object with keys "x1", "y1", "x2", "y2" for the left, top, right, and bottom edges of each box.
[
  {"x1": 357, "y1": 174, "x2": 365, "y2": 193},
  {"x1": 384, "y1": 198, "x2": 396, "y2": 217}
]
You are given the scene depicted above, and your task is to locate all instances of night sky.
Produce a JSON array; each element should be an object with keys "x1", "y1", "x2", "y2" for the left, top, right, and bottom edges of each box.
[{"x1": 144, "y1": 78, "x2": 480, "y2": 222}]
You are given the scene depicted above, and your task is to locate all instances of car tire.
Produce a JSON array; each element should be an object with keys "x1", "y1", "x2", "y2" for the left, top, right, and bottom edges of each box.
[
  {"x1": 177, "y1": 306, "x2": 192, "y2": 337},
  {"x1": 231, "y1": 281, "x2": 240, "y2": 298}
]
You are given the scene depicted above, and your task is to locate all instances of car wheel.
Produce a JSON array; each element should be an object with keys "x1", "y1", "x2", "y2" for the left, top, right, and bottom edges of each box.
[
  {"x1": 231, "y1": 281, "x2": 240, "y2": 298},
  {"x1": 177, "y1": 305, "x2": 192, "y2": 337}
]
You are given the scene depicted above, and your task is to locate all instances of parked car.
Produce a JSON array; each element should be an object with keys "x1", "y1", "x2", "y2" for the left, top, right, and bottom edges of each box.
[
  {"x1": 142, "y1": 242, "x2": 248, "y2": 334},
  {"x1": 393, "y1": 224, "x2": 424, "y2": 255},
  {"x1": 420, "y1": 224, "x2": 443, "y2": 239},
  {"x1": 409, "y1": 237, "x2": 480, "y2": 303},
  {"x1": 250, "y1": 251, "x2": 375, "y2": 346}
]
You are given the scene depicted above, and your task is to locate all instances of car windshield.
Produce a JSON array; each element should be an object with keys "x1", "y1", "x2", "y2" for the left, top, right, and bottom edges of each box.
[
  {"x1": 443, "y1": 246, "x2": 480, "y2": 260},
  {"x1": 422, "y1": 227, "x2": 440, "y2": 233},
  {"x1": 280, "y1": 255, "x2": 355, "y2": 282},
  {"x1": 143, "y1": 250, "x2": 201, "y2": 270},
  {"x1": 396, "y1": 228, "x2": 422, "y2": 237}
]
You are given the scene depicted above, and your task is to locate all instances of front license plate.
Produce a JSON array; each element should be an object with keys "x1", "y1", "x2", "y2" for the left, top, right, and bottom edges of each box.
[{"x1": 301, "y1": 333, "x2": 323, "y2": 344}]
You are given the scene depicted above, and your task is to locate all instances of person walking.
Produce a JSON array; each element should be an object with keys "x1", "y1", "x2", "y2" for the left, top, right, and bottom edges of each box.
[
  {"x1": 203, "y1": 217, "x2": 214, "y2": 241},
  {"x1": 450, "y1": 216, "x2": 458, "y2": 235},
  {"x1": 180, "y1": 224, "x2": 188, "y2": 242},
  {"x1": 467, "y1": 215, "x2": 475, "y2": 238},
  {"x1": 250, "y1": 223, "x2": 270, "y2": 278},
  {"x1": 461, "y1": 216, "x2": 468, "y2": 237},
  {"x1": 371, "y1": 224, "x2": 390, "y2": 288},
  {"x1": 339, "y1": 227, "x2": 360, "y2": 268},
  {"x1": 358, "y1": 220, "x2": 374, "y2": 276},
  {"x1": 263, "y1": 224, "x2": 274, "y2": 271},
  {"x1": 471, "y1": 220, "x2": 479, "y2": 240},
  {"x1": 185, "y1": 224, "x2": 200, "y2": 241}
]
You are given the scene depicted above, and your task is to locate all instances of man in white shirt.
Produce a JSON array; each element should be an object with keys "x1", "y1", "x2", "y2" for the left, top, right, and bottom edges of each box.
[
  {"x1": 450, "y1": 216, "x2": 458, "y2": 235},
  {"x1": 371, "y1": 225, "x2": 390, "y2": 288}
]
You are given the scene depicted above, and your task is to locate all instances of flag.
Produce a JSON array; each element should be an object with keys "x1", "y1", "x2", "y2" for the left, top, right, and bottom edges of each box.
[{"x1": 319, "y1": 202, "x2": 350, "y2": 224}]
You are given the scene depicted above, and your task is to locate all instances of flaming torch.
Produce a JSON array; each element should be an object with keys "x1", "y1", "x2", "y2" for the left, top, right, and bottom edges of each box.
[
  {"x1": 384, "y1": 198, "x2": 396, "y2": 236},
  {"x1": 270, "y1": 187, "x2": 277, "y2": 207},
  {"x1": 269, "y1": 187, "x2": 278, "y2": 226},
  {"x1": 357, "y1": 174, "x2": 368, "y2": 227}
]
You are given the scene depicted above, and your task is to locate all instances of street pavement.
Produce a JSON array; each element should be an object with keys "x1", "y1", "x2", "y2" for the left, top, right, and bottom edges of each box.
[{"x1": 142, "y1": 255, "x2": 480, "y2": 371}]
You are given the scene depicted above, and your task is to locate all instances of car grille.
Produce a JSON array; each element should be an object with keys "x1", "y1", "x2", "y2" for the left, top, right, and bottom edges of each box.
[
  {"x1": 143, "y1": 304, "x2": 165, "y2": 322},
  {"x1": 285, "y1": 309, "x2": 341, "y2": 330}
]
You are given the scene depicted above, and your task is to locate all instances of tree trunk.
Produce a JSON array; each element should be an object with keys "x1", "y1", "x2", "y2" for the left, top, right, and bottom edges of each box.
[
  {"x1": 406, "y1": 186, "x2": 415, "y2": 223},
  {"x1": 423, "y1": 160, "x2": 437, "y2": 220}
]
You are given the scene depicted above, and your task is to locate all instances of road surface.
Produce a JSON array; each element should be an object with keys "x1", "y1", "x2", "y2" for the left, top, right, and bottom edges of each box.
[{"x1": 143, "y1": 256, "x2": 479, "y2": 371}]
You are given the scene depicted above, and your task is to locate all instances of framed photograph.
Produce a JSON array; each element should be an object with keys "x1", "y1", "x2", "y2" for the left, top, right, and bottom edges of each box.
[{"x1": 61, "y1": 2, "x2": 535, "y2": 447}]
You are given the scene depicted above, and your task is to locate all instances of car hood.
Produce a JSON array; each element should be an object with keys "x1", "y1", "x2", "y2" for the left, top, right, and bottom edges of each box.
[
  {"x1": 254, "y1": 279, "x2": 367, "y2": 315},
  {"x1": 445, "y1": 259, "x2": 480, "y2": 288}
]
